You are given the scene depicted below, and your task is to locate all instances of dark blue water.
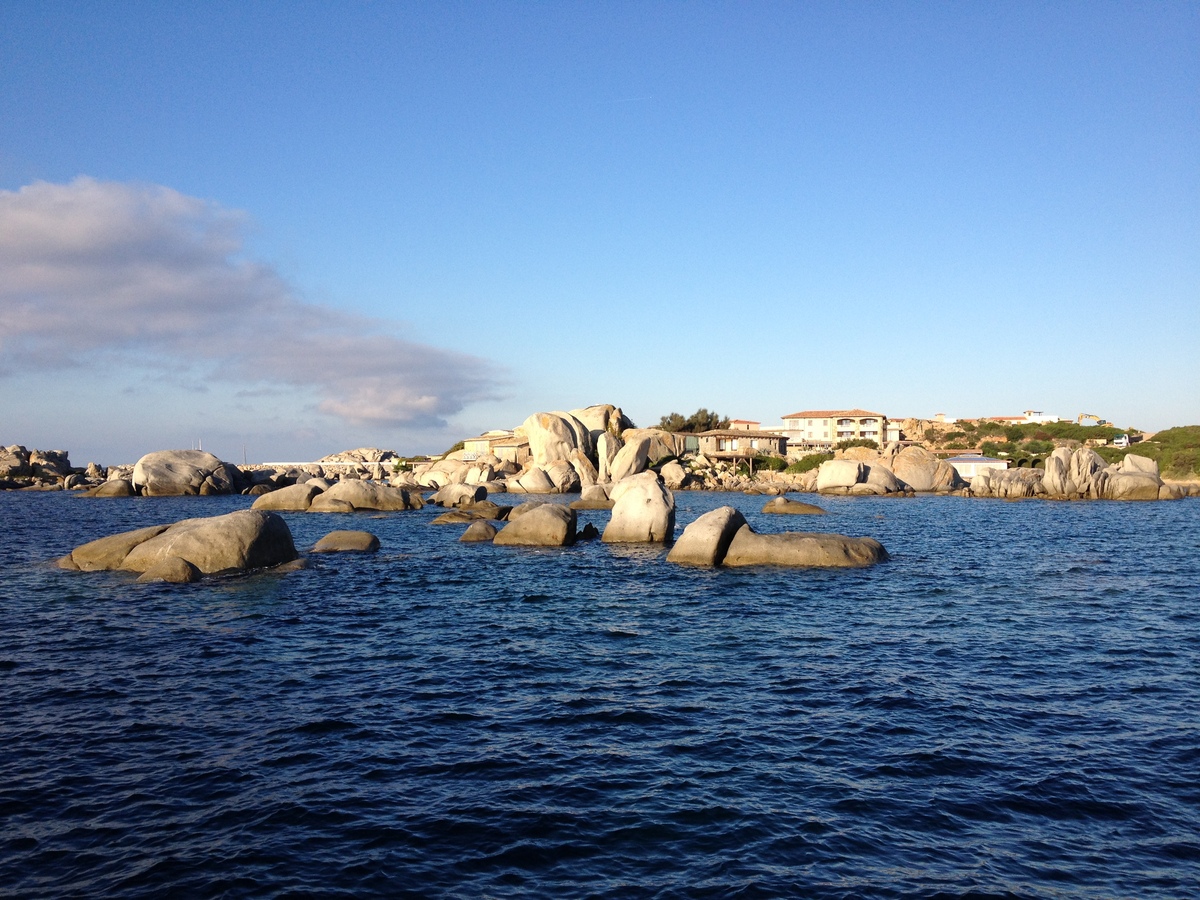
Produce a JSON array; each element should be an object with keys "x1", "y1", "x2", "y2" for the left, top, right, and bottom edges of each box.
[{"x1": 1, "y1": 490, "x2": 1198, "y2": 898}]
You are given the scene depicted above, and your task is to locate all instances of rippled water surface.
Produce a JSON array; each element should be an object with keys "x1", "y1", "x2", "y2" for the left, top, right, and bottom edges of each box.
[{"x1": 2, "y1": 490, "x2": 1198, "y2": 898}]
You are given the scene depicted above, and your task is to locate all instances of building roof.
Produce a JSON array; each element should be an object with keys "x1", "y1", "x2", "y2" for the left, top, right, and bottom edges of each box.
[
  {"x1": 728, "y1": 419, "x2": 760, "y2": 425},
  {"x1": 782, "y1": 408, "x2": 885, "y2": 419},
  {"x1": 698, "y1": 429, "x2": 787, "y2": 439}
]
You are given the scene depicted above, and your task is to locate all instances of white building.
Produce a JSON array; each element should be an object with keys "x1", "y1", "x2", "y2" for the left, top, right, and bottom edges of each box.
[
  {"x1": 947, "y1": 455, "x2": 1009, "y2": 479},
  {"x1": 780, "y1": 409, "x2": 888, "y2": 451}
]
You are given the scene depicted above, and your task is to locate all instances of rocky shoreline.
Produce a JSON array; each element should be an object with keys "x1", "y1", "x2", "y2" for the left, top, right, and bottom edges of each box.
[{"x1": 4, "y1": 401, "x2": 1197, "y2": 501}]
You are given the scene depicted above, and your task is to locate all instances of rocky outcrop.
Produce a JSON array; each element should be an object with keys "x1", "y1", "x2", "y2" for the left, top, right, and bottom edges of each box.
[
  {"x1": 132, "y1": 450, "x2": 241, "y2": 496},
  {"x1": 312, "y1": 530, "x2": 380, "y2": 553},
  {"x1": 722, "y1": 525, "x2": 888, "y2": 568},
  {"x1": 970, "y1": 467, "x2": 1044, "y2": 499},
  {"x1": 59, "y1": 510, "x2": 297, "y2": 575},
  {"x1": 983, "y1": 448, "x2": 1175, "y2": 501},
  {"x1": 494, "y1": 504, "x2": 577, "y2": 547},
  {"x1": 666, "y1": 506, "x2": 746, "y2": 566},
  {"x1": 602, "y1": 472, "x2": 675, "y2": 543},
  {"x1": 308, "y1": 481, "x2": 423, "y2": 512}
]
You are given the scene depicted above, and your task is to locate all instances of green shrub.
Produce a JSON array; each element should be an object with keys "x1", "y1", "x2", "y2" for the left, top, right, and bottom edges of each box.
[
  {"x1": 923, "y1": 428, "x2": 940, "y2": 443},
  {"x1": 753, "y1": 455, "x2": 789, "y2": 472},
  {"x1": 944, "y1": 431, "x2": 966, "y2": 442},
  {"x1": 834, "y1": 438, "x2": 878, "y2": 451},
  {"x1": 785, "y1": 453, "x2": 832, "y2": 474},
  {"x1": 1023, "y1": 440, "x2": 1054, "y2": 455}
]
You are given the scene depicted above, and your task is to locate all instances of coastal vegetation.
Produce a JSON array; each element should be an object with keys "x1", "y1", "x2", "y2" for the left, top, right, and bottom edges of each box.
[
  {"x1": 785, "y1": 453, "x2": 833, "y2": 474},
  {"x1": 1095, "y1": 426, "x2": 1200, "y2": 477}
]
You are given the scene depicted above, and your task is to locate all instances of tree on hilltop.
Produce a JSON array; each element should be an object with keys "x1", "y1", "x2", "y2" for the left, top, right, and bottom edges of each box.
[{"x1": 658, "y1": 408, "x2": 731, "y2": 433}]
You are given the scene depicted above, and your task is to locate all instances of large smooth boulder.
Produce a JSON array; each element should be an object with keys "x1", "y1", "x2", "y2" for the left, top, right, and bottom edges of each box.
[
  {"x1": 520, "y1": 412, "x2": 593, "y2": 467},
  {"x1": 60, "y1": 524, "x2": 172, "y2": 571},
  {"x1": 607, "y1": 435, "x2": 651, "y2": 483},
  {"x1": 132, "y1": 450, "x2": 240, "y2": 496},
  {"x1": 722, "y1": 525, "x2": 888, "y2": 568},
  {"x1": 460, "y1": 520, "x2": 498, "y2": 542},
  {"x1": 1099, "y1": 471, "x2": 1162, "y2": 501},
  {"x1": 61, "y1": 510, "x2": 297, "y2": 575},
  {"x1": 886, "y1": 447, "x2": 960, "y2": 492},
  {"x1": 567, "y1": 450, "x2": 599, "y2": 488},
  {"x1": 817, "y1": 460, "x2": 863, "y2": 492},
  {"x1": 308, "y1": 481, "x2": 422, "y2": 512},
  {"x1": 136, "y1": 556, "x2": 201, "y2": 584},
  {"x1": 596, "y1": 432, "x2": 623, "y2": 482},
  {"x1": 1119, "y1": 454, "x2": 1159, "y2": 476},
  {"x1": 494, "y1": 504, "x2": 577, "y2": 547},
  {"x1": 312, "y1": 530, "x2": 380, "y2": 553},
  {"x1": 865, "y1": 464, "x2": 903, "y2": 494},
  {"x1": 659, "y1": 460, "x2": 689, "y2": 489},
  {"x1": 85, "y1": 479, "x2": 137, "y2": 498},
  {"x1": 602, "y1": 471, "x2": 675, "y2": 543},
  {"x1": 513, "y1": 466, "x2": 556, "y2": 494},
  {"x1": 666, "y1": 506, "x2": 747, "y2": 566},
  {"x1": 251, "y1": 483, "x2": 323, "y2": 511},
  {"x1": 545, "y1": 460, "x2": 581, "y2": 493}
]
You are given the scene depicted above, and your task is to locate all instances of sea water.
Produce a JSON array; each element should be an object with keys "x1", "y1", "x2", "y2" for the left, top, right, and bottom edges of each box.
[{"x1": 1, "y1": 490, "x2": 1197, "y2": 898}]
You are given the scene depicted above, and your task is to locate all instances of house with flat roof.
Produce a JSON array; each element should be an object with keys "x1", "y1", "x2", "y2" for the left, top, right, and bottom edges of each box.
[
  {"x1": 696, "y1": 429, "x2": 787, "y2": 460},
  {"x1": 947, "y1": 455, "x2": 1009, "y2": 480}
]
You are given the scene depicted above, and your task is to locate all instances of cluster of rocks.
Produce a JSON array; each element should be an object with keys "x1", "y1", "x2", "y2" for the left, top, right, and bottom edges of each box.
[
  {"x1": 0, "y1": 445, "x2": 104, "y2": 491},
  {"x1": 58, "y1": 469, "x2": 889, "y2": 583},
  {"x1": 787, "y1": 445, "x2": 964, "y2": 496},
  {"x1": 971, "y1": 447, "x2": 1184, "y2": 501}
]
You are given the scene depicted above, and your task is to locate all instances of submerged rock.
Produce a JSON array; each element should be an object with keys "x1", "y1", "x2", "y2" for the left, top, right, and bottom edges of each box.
[
  {"x1": 312, "y1": 530, "x2": 380, "y2": 553},
  {"x1": 761, "y1": 497, "x2": 825, "y2": 515}
]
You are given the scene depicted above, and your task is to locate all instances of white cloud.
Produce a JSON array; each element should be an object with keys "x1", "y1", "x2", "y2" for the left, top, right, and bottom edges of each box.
[{"x1": 0, "y1": 176, "x2": 503, "y2": 426}]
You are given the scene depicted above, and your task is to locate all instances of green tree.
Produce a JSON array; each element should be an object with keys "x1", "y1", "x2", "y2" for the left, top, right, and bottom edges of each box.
[{"x1": 659, "y1": 408, "x2": 731, "y2": 433}]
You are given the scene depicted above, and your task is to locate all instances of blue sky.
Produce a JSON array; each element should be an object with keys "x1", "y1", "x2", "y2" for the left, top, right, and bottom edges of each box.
[{"x1": 1, "y1": 1, "x2": 1196, "y2": 465}]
